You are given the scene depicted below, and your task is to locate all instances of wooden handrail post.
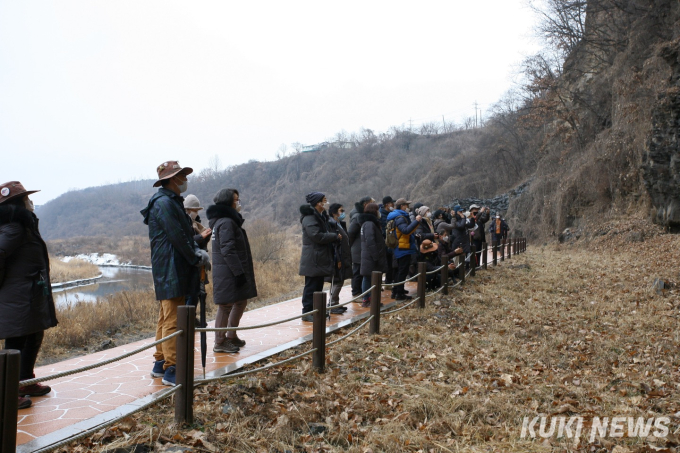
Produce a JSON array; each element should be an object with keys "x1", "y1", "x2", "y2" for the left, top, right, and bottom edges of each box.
[
  {"x1": 175, "y1": 304, "x2": 195, "y2": 425},
  {"x1": 459, "y1": 255, "x2": 466, "y2": 284},
  {"x1": 312, "y1": 292, "x2": 327, "y2": 372},
  {"x1": 507, "y1": 237, "x2": 512, "y2": 260},
  {"x1": 470, "y1": 245, "x2": 476, "y2": 277},
  {"x1": 417, "y1": 262, "x2": 426, "y2": 309},
  {"x1": 500, "y1": 239, "x2": 505, "y2": 262},
  {"x1": 369, "y1": 271, "x2": 382, "y2": 334},
  {"x1": 440, "y1": 262, "x2": 449, "y2": 296},
  {"x1": 492, "y1": 240, "x2": 497, "y2": 266},
  {"x1": 0, "y1": 350, "x2": 20, "y2": 453},
  {"x1": 482, "y1": 242, "x2": 488, "y2": 270}
]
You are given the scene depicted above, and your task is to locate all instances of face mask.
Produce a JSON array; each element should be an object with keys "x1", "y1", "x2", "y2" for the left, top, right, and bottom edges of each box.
[
  {"x1": 338, "y1": 212, "x2": 346, "y2": 221},
  {"x1": 177, "y1": 181, "x2": 188, "y2": 193},
  {"x1": 188, "y1": 211, "x2": 198, "y2": 220},
  {"x1": 426, "y1": 212, "x2": 432, "y2": 218},
  {"x1": 24, "y1": 197, "x2": 34, "y2": 212},
  {"x1": 404, "y1": 208, "x2": 410, "y2": 213},
  {"x1": 388, "y1": 206, "x2": 395, "y2": 212},
  {"x1": 322, "y1": 202, "x2": 330, "y2": 211},
  {"x1": 442, "y1": 236, "x2": 449, "y2": 243},
  {"x1": 236, "y1": 201, "x2": 242, "y2": 213}
]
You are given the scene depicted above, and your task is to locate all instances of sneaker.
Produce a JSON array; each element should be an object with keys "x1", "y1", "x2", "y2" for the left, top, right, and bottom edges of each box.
[
  {"x1": 213, "y1": 340, "x2": 240, "y2": 353},
  {"x1": 162, "y1": 366, "x2": 176, "y2": 386},
  {"x1": 151, "y1": 360, "x2": 165, "y2": 378},
  {"x1": 18, "y1": 396, "x2": 32, "y2": 410},
  {"x1": 18, "y1": 383, "x2": 51, "y2": 397},
  {"x1": 330, "y1": 305, "x2": 347, "y2": 314},
  {"x1": 231, "y1": 336, "x2": 246, "y2": 347},
  {"x1": 301, "y1": 314, "x2": 314, "y2": 322},
  {"x1": 395, "y1": 294, "x2": 413, "y2": 301},
  {"x1": 361, "y1": 301, "x2": 371, "y2": 308}
]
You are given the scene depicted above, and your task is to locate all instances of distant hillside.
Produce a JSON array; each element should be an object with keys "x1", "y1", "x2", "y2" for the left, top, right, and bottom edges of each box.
[{"x1": 38, "y1": 0, "x2": 680, "y2": 243}]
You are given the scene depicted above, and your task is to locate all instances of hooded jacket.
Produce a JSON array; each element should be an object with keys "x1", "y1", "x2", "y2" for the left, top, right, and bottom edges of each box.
[
  {"x1": 0, "y1": 204, "x2": 58, "y2": 339},
  {"x1": 359, "y1": 213, "x2": 387, "y2": 276},
  {"x1": 207, "y1": 204, "x2": 257, "y2": 305},
  {"x1": 347, "y1": 201, "x2": 364, "y2": 264},
  {"x1": 450, "y1": 212, "x2": 475, "y2": 254},
  {"x1": 141, "y1": 188, "x2": 200, "y2": 301},
  {"x1": 298, "y1": 205, "x2": 338, "y2": 277},
  {"x1": 386, "y1": 209, "x2": 419, "y2": 259},
  {"x1": 471, "y1": 210, "x2": 490, "y2": 242}
]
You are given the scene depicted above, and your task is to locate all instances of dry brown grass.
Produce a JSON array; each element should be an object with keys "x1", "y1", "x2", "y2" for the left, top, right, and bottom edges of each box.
[
  {"x1": 49, "y1": 257, "x2": 100, "y2": 283},
  {"x1": 58, "y1": 219, "x2": 680, "y2": 453}
]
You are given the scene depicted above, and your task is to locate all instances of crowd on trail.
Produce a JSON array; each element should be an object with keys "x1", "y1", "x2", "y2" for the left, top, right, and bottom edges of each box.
[{"x1": 1, "y1": 161, "x2": 511, "y2": 406}]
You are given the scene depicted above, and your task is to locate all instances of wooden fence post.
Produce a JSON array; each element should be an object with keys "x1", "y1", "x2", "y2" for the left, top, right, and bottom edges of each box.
[
  {"x1": 500, "y1": 239, "x2": 505, "y2": 262},
  {"x1": 440, "y1": 262, "x2": 449, "y2": 296},
  {"x1": 175, "y1": 305, "x2": 195, "y2": 425},
  {"x1": 482, "y1": 242, "x2": 488, "y2": 270},
  {"x1": 369, "y1": 271, "x2": 382, "y2": 335},
  {"x1": 459, "y1": 255, "x2": 466, "y2": 284},
  {"x1": 417, "y1": 262, "x2": 426, "y2": 309},
  {"x1": 0, "y1": 350, "x2": 19, "y2": 453},
  {"x1": 492, "y1": 240, "x2": 497, "y2": 266},
  {"x1": 312, "y1": 292, "x2": 327, "y2": 372},
  {"x1": 507, "y1": 237, "x2": 512, "y2": 260}
]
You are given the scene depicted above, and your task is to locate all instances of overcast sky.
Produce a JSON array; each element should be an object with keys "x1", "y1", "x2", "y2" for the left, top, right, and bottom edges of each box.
[{"x1": 0, "y1": 1, "x2": 540, "y2": 204}]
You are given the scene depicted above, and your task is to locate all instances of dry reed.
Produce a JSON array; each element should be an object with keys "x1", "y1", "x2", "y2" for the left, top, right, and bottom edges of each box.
[{"x1": 49, "y1": 257, "x2": 100, "y2": 283}]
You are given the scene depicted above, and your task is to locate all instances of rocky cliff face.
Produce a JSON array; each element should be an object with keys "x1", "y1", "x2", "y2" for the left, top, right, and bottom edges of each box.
[{"x1": 642, "y1": 40, "x2": 680, "y2": 229}]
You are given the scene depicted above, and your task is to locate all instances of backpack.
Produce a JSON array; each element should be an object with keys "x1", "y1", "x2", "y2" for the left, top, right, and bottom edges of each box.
[{"x1": 385, "y1": 216, "x2": 404, "y2": 248}]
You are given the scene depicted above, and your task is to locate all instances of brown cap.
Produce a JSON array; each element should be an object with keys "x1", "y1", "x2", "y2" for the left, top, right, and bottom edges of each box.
[
  {"x1": 153, "y1": 161, "x2": 193, "y2": 187},
  {"x1": 395, "y1": 198, "x2": 412, "y2": 207},
  {"x1": 0, "y1": 181, "x2": 40, "y2": 205},
  {"x1": 420, "y1": 239, "x2": 438, "y2": 254}
]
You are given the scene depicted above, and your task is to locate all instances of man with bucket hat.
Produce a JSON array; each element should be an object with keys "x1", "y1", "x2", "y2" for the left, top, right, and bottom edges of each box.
[
  {"x1": 141, "y1": 161, "x2": 210, "y2": 386},
  {"x1": 0, "y1": 181, "x2": 58, "y2": 410}
]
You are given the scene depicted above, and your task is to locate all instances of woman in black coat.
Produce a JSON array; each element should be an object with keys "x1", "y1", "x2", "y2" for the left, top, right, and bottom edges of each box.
[
  {"x1": 206, "y1": 188, "x2": 257, "y2": 354},
  {"x1": 359, "y1": 203, "x2": 387, "y2": 307},
  {"x1": 0, "y1": 181, "x2": 58, "y2": 410},
  {"x1": 326, "y1": 203, "x2": 351, "y2": 315}
]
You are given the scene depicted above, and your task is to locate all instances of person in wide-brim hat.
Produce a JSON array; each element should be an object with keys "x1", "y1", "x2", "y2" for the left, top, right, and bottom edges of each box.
[
  {"x1": 0, "y1": 181, "x2": 40, "y2": 205},
  {"x1": 153, "y1": 161, "x2": 193, "y2": 188},
  {"x1": 420, "y1": 239, "x2": 438, "y2": 254}
]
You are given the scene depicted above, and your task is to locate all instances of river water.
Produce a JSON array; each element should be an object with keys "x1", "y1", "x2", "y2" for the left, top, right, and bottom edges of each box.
[{"x1": 53, "y1": 266, "x2": 154, "y2": 307}]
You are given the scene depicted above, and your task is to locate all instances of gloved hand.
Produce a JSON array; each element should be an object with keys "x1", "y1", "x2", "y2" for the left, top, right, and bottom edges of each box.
[
  {"x1": 235, "y1": 273, "x2": 247, "y2": 288},
  {"x1": 195, "y1": 249, "x2": 211, "y2": 271}
]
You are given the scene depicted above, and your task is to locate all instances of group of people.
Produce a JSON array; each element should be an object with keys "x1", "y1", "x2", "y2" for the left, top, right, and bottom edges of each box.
[
  {"x1": 297, "y1": 193, "x2": 510, "y2": 320},
  {"x1": 1, "y1": 161, "x2": 513, "y2": 408}
]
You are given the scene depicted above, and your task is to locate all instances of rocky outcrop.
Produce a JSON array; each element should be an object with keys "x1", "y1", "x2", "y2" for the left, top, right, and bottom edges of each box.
[
  {"x1": 450, "y1": 179, "x2": 532, "y2": 216},
  {"x1": 642, "y1": 40, "x2": 680, "y2": 229}
]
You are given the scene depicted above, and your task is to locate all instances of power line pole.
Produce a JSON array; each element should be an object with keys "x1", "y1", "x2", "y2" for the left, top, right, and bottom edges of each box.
[{"x1": 473, "y1": 101, "x2": 479, "y2": 128}]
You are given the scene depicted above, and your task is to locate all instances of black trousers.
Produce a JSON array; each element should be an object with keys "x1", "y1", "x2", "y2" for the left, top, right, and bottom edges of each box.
[
  {"x1": 473, "y1": 239, "x2": 483, "y2": 267},
  {"x1": 5, "y1": 330, "x2": 45, "y2": 381},
  {"x1": 351, "y1": 263, "x2": 362, "y2": 296},
  {"x1": 302, "y1": 276, "x2": 325, "y2": 313},
  {"x1": 393, "y1": 255, "x2": 412, "y2": 295},
  {"x1": 384, "y1": 248, "x2": 395, "y2": 284}
]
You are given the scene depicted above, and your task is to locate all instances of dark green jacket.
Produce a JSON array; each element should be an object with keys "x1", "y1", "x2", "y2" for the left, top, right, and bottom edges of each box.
[{"x1": 141, "y1": 188, "x2": 199, "y2": 301}]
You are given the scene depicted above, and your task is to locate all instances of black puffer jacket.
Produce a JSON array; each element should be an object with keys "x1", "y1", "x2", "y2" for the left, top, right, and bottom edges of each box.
[
  {"x1": 0, "y1": 205, "x2": 58, "y2": 339},
  {"x1": 326, "y1": 218, "x2": 352, "y2": 281},
  {"x1": 471, "y1": 210, "x2": 490, "y2": 242},
  {"x1": 207, "y1": 204, "x2": 257, "y2": 305},
  {"x1": 359, "y1": 214, "x2": 387, "y2": 276},
  {"x1": 415, "y1": 218, "x2": 436, "y2": 245},
  {"x1": 450, "y1": 214, "x2": 475, "y2": 254},
  {"x1": 347, "y1": 202, "x2": 364, "y2": 264},
  {"x1": 298, "y1": 205, "x2": 338, "y2": 277}
]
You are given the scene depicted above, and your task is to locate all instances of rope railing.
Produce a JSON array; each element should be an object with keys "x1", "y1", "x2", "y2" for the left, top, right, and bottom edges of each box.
[
  {"x1": 30, "y1": 385, "x2": 181, "y2": 453},
  {"x1": 19, "y1": 330, "x2": 184, "y2": 386},
  {"x1": 326, "y1": 315, "x2": 374, "y2": 346},
  {"x1": 425, "y1": 265, "x2": 445, "y2": 275},
  {"x1": 335, "y1": 285, "x2": 375, "y2": 307},
  {"x1": 195, "y1": 348, "x2": 317, "y2": 385},
  {"x1": 383, "y1": 272, "x2": 421, "y2": 289},
  {"x1": 196, "y1": 309, "x2": 319, "y2": 333},
  {"x1": 7, "y1": 238, "x2": 526, "y2": 451},
  {"x1": 382, "y1": 297, "x2": 420, "y2": 314}
]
